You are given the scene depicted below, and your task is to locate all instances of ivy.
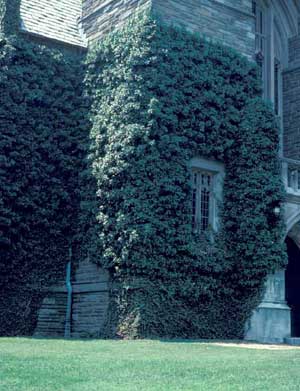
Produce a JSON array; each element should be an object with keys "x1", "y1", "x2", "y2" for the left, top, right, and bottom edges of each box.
[
  {"x1": 83, "y1": 13, "x2": 286, "y2": 338},
  {"x1": 0, "y1": 8, "x2": 286, "y2": 338},
  {"x1": 0, "y1": 36, "x2": 88, "y2": 335},
  {"x1": 0, "y1": 0, "x2": 20, "y2": 36}
]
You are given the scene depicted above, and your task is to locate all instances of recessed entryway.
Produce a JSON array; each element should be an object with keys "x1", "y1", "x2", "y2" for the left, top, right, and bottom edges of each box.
[{"x1": 285, "y1": 237, "x2": 300, "y2": 337}]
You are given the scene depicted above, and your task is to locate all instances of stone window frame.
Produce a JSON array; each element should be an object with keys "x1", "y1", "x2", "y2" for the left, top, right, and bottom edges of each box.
[
  {"x1": 252, "y1": 0, "x2": 296, "y2": 157},
  {"x1": 282, "y1": 159, "x2": 300, "y2": 196},
  {"x1": 189, "y1": 158, "x2": 225, "y2": 233},
  {"x1": 253, "y1": 0, "x2": 268, "y2": 97},
  {"x1": 253, "y1": 0, "x2": 286, "y2": 150},
  {"x1": 253, "y1": 1, "x2": 276, "y2": 102}
]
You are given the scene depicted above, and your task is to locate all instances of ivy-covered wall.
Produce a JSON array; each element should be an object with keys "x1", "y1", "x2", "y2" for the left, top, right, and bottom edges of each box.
[
  {"x1": 0, "y1": 4, "x2": 286, "y2": 338},
  {"x1": 0, "y1": 32, "x2": 88, "y2": 335},
  {"x1": 84, "y1": 13, "x2": 286, "y2": 338},
  {"x1": 0, "y1": 0, "x2": 20, "y2": 36}
]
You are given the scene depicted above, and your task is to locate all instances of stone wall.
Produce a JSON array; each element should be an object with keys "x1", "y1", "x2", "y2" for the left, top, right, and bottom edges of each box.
[
  {"x1": 153, "y1": 0, "x2": 255, "y2": 59},
  {"x1": 71, "y1": 260, "x2": 110, "y2": 338},
  {"x1": 81, "y1": 0, "x2": 151, "y2": 43},
  {"x1": 81, "y1": 0, "x2": 256, "y2": 59},
  {"x1": 34, "y1": 261, "x2": 110, "y2": 338}
]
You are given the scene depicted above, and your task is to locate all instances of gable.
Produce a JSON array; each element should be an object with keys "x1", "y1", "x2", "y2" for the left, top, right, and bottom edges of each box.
[{"x1": 20, "y1": 0, "x2": 86, "y2": 47}]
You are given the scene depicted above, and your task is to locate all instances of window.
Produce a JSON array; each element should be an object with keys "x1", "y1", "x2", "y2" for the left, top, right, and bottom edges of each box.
[
  {"x1": 282, "y1": 159, "x2": 300, "y2": 195},
  {"x1": 274, "y1": 58, "x2": 281, "y2": 116},
  {"x1": 253, "y1": 0, "x2": 267, "y2": 96},
  {"x1": 253, "y1": 0, "x2": 266, "y2": 55},
  {"x1": 252, "y1": 1, "x2": 283, "y2": 117},
  {"x1": 189, "y1": 158, "x2": 224, "y2": 233},
  {"x1": 192, "y1": 170, "x2": 213, "y2": 232},
  {"x1": 288, "y1": 166, "x2": 300, "y2": 192}
]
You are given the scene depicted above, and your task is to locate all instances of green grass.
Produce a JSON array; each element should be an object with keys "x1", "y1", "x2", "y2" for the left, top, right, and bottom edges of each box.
[{"x1": 1, "y1": 339, "x2": 300, "y2": 390}]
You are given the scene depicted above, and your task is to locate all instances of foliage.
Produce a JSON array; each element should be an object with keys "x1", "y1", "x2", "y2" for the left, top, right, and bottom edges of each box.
[
  {"x1": 83, "y1": 13, "x2": 286, "y2": 338},
  {"x1": 0, "y1": 35, "x2": 88, "y2": 335},
  {"x1": 0, "y1": 0, "x2": 20, "y2": 36},
  {"x1": 0, "y1": 7, "x2": 286, "y2": 338}
]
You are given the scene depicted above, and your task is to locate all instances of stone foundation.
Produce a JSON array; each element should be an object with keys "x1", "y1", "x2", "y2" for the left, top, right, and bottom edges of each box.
[
  {"x1": 245, "y1": 302, "x2": 290, "y2": 343},
  {"x1": 245, "y1": 270, "x2": 291, "y2": 343}
]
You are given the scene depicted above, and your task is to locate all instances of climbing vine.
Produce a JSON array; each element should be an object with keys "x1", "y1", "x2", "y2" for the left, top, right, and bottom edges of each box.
[
  {"x1": 0, "y1": 5, "x2": 286, "y2": 338},
  {"x1": 0, "y1": 0, "x2": 20, "y2": 36},
  {"x1": 0, "y1": 34, "x2": 88, "y2": 335},
  {"x1": 83, "y1": 13, "x2": 286, "y2": 338}
]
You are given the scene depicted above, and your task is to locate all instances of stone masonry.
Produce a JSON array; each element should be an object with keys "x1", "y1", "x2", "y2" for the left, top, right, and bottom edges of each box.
[
  {"x1": 81, "y1": 0, "x2": 255, "y2": 58},
  {"x1": 153, "y1": 0, "x2": 255, "y2": 59},
  {"x1": 82, "y1": 0, "x2": 151, "y2": 43},
  {"x1": 34, "y1": 261, "x2": 109, "y2": 338}
]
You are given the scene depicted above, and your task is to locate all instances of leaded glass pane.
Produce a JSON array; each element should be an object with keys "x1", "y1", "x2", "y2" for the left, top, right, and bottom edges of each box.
[{"x1": 191, "y1": 170, "x2": 213, "y2": 232}]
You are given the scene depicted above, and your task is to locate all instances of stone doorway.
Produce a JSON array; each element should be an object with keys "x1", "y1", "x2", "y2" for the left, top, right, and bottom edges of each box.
[{"x1": 285, "y1": 236, "x2": 300, "y2": 337}]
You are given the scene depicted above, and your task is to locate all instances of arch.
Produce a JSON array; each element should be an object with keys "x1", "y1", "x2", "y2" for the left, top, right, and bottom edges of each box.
[
  {"x1": 286, "y1": 212, "x2": 300, "y2": 236},
  {"x1": 253, "y1": 0, "x2": 298, "y2": 112},
  {"x1": 256, "y1": 0, "x2": 299, "y2": 39},
  {"x1": 275, "y1": 0, "x2": 299, "y2": 37},
  {"x1": 272, "y1": 0, "x2": 298, "y2": 68}
]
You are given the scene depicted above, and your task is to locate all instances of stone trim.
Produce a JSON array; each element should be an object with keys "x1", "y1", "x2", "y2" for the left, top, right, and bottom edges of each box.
[{"x1": 189, "y1": 157, "x2": 225, "y2": 232}]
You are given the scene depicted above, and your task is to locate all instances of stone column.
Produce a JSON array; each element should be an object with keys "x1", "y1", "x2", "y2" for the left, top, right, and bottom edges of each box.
[{"x1": 245, "y1": 270, "x2": 291, "y2": 343}]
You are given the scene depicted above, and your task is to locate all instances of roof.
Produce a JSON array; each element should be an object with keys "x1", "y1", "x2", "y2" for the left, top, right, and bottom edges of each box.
[{"x1": 20, "y1": 0, "x2": 87, "y2": 48}]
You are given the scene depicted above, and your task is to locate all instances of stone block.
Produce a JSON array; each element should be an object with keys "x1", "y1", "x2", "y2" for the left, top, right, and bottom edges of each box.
[
  {"x1": 245, "y1": 302, "x2": 291, "y2": 343},
  {"x1": 81, "y1": 0, "x2": 255, "y2": 59}
]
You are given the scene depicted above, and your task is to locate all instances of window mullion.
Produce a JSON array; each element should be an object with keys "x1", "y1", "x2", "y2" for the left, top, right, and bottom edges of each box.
[{"x1": 197, "y1": 173, "x2": 202, "y2": 233}]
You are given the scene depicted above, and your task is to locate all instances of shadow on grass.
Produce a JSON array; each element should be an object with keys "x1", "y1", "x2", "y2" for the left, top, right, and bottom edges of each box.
[{"x1": 12, "y1": 336, "x2": 247, "y2": 345}]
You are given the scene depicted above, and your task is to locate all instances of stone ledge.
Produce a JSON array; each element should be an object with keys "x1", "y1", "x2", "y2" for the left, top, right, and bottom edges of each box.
[
  {"x1": 285, "y1": 337, "x2": 300, "y2": 346},
  {"x1": 258, "y1": 302, "x2": 291, "y2": 310}
]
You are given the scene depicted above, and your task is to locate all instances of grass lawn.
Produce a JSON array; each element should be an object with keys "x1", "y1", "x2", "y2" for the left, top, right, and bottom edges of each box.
[{"x1": 1, "y1": 338, "x2": 300, "y2": 390}]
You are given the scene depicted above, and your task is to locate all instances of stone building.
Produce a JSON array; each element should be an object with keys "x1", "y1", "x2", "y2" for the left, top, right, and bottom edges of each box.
[{"x1": 2, "y1": 0, "x2": 300, "y2": 343}]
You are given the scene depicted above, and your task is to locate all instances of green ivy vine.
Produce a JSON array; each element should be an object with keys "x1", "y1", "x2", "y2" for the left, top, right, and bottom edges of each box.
[
  {"x1": 0, "y1": 4, "x2": 287, "y2": 339},
  {"x1": 83, "y1": 13, "x2": 286, "y2": 338}
]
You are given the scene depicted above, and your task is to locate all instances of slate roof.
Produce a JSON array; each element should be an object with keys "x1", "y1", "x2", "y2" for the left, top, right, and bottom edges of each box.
[{"x1": 20, "y1": 0, "x2": 87, "y2": 47}]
